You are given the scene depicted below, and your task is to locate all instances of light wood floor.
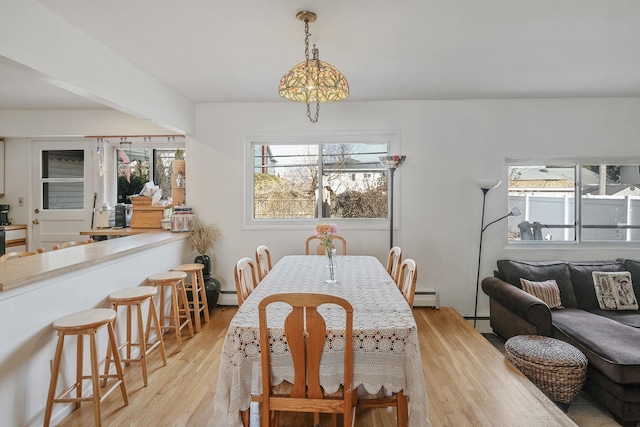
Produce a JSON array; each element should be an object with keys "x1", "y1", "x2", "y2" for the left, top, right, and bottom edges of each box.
[{"x1": 55, "y1": 306, "x2": 577, "y2": 427}]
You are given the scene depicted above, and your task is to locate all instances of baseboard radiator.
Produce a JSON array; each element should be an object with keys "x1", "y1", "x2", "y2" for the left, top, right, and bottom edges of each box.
[{"x1": 413, "y1": 290, "x2": 440, "y2": 308}]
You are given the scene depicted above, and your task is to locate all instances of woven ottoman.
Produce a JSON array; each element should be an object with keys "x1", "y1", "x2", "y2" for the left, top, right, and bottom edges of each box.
[{"x1": 505, "y1": 335, "x2": 588, "y2": 405}]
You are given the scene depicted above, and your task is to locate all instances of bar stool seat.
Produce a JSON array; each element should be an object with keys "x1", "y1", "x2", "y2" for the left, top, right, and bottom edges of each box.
[
  {"x1": 171, "y1": 263, "x2": 210, "y2": 333},
  {"x1": 147, "y1": 271, "x2": 194, "y2": 352},
  {"x1": 44, "y1": 308, "x2": 128, "y2": 427},
  {"x1": 105, "y1": 286, "x2": 167, "y2": 387}
]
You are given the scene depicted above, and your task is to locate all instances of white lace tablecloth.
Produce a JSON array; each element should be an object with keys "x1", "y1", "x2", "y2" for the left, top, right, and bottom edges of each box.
[{"x1": 212, "y1": 255, "x2": 430, "y2": 427}]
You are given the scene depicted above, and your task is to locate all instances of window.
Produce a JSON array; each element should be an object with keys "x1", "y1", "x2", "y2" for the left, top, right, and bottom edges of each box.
[
  {"x1": 246, "y1": 132, "x2": 398, "y2": 227},
  {"x1": 116, "y1": 146, "x2": 184, "y2": 204},
  {"x1": 41, "y1": 150, "x2": 85, "y2": 209},
  {"x1": 508, "y1": 162, "x2": 640, "y2": 243}
]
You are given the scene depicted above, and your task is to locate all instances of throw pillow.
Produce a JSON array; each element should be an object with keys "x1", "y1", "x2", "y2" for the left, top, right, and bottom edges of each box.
[
  {"x1": 519, "y1": 278, "x2": 564, "y2": 309},
  {"x1": 592, "y1": 271, "x2": 639, "y2": 310}
]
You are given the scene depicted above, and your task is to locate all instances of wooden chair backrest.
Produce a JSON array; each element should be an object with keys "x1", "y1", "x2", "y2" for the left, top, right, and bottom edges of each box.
[
  {"x1": 0, "y1": 251, "x2": 38, "y2": 261},
  {"x1": 255, "y1": 245, "x2": 272, "y2": 281},
  {"x1": 386, "y1": 246, "x2": 402, "y2": 284},
  {"x1": 52, "y1": 238, "x2": 94, "y2": 250},
  {"x1": 398, "y1": 259, "x2": 418, "y2": 308},
  {"x1": 258, "y1": 293, "x2": 354, "y2": 427},
  {"x1": 234, "y1": 257, "x2": 258, "y2": 307},
  {"x1": 305, "y1": 235, "x2": 347, "y2": 255}
]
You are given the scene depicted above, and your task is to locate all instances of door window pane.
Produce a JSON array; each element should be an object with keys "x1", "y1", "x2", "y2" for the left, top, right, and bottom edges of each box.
[
  {"x1": 41, "y1": 150, "x2": 85, "y2": 210},
  {"x1": 42, "y1": 182, "x2": 84, "y2": 209},
  {"x1": 41, "y1": 150, "x2": 84, "y2": 179}
]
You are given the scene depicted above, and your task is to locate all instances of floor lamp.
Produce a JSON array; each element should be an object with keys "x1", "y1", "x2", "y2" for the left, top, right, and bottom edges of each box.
[
  {"x1": 473, "y1": 179, "x2": 521, "y2": 328},
  {"x1": 380, "y1": 155, "x2": 406, "y2": 249}
]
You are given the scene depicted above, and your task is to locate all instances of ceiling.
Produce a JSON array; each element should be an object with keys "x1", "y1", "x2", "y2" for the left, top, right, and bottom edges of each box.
[{"x1": 2, "y1": 0, "x2": 640, "y2": 111}]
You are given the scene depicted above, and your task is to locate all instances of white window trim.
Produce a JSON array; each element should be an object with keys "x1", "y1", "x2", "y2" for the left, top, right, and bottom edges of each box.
[
  {"x1": 243, "y1": 130, "x2": 401, "y2": 230},
  {"x1": 507, "y1": 157, "x2": 640, "y2": 247}
]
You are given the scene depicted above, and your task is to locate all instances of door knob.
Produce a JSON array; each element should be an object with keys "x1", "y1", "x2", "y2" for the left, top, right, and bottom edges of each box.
[{"x1": 32, "y1": 219, "x2": 40, "y2": 224}]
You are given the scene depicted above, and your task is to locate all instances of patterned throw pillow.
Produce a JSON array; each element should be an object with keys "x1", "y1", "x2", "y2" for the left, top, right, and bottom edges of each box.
[
  {"x1": 519, "y1": 278, "x2": 564, "y2": 309},
  {"x1": 592, "y1": 271, "x2": 639, "y2": 310}
]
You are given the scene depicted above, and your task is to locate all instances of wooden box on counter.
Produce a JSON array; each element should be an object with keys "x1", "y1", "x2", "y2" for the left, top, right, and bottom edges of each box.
[{"x1": 130, "y1": 207, "x2": 167, "y2": 229}]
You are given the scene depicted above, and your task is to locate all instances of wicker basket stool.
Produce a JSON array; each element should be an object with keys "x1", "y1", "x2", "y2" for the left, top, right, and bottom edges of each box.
[{"x1": 505, "y1": 335, "x2": 588, "y2": 404}]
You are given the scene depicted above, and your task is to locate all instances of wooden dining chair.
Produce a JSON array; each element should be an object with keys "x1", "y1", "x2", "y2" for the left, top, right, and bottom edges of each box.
[
  {"x1": 256, "y1": 293, "x2": 356, "y2": 427},
  {"x1": 52, "y1": 238, "x2": 94, "y2": 250},
  {"x1": 234, "y1": 257, "x2": 258, "y2": 307},
  {"x1": 398, "y1": 259, "x2": 418, "y2": 308},
  {"x1": 305, "y1": 235, "x2": 347, "y2": 255},
  {"x1": 386, "y1": 246, "x2": 402, "y2": 284},
  {"x1": 255, "y1": 245, "x2": 272, "y2": 281},
  {"x1": 357, "y1": 258, "x2": 413, "y2": 427},
  {"x1": 0, "y1": 251, "x2": 38, "y2": 261}
]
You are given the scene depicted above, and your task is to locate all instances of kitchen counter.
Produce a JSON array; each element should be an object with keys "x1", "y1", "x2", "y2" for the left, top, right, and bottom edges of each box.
[
  {"x1": 79, "y1": 227, "x2": 168, "y2": 237},
  {"x1": 3, "y1": 224, "x2": 27, "y2": 250},
  {"x1": 2, "y1": 224, "x2": 26, "y2": 230}
]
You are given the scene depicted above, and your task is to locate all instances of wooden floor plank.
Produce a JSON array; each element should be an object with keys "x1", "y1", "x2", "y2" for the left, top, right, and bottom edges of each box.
[{"x1": 55, "y1": 306, "x2": 576, "y2": 427}]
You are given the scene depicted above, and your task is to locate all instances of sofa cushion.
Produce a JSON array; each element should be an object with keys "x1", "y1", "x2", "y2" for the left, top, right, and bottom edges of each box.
[
  {"x1": 520, "y1": 278, "x2": 564, "y2": 309},
  {"x1": 569, "y1": 261, "x2": 624, "y2": 309},
  {"x1": 497, "y1": 260, "x2": 577, "y2": 308},
  {"x1": 552, "y1": 308, "x2": 640, "y2": 384},
  {"x1": 592, "y1": 271, "x2": 639, "y2": 310},
  {"x1": 584, "y1": 308, "x2": 640, "y2": 328},
  {"x1": 619, "y1": 259, "x2": 640, "y2": 302}
]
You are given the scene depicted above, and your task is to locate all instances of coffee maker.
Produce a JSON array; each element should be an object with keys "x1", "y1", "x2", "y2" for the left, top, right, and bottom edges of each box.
[
  {"x1": 0, "y1": 204, "x2": 10, "y2": 226},
  {"x1": 115, "y1": 203, "x2": 131, "y2": 227}
]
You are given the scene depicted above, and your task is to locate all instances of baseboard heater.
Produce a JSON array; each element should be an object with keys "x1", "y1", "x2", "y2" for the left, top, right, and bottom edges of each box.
[{"x1": 413, "y1": 290, "x2": 440, "y2": 308}]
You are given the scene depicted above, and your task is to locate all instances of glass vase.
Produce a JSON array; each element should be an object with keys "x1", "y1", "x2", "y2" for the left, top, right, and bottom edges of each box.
[{"x1": 325, "y1": 248, "x2": 337, "y2": 283}]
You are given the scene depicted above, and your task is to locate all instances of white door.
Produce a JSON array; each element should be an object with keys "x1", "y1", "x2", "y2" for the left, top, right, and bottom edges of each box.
[{"x1": 31, "y1": 140, "x2": 95, "y2": 251}]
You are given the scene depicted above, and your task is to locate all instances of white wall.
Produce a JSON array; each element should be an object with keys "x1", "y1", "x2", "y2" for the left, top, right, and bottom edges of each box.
[{"x1": 189, "y1": 98, "x2": 640, "y2": 318}]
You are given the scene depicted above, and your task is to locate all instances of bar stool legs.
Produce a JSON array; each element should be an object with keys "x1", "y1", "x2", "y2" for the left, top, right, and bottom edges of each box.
[
  {"x1": 104, "y1": 286, "x2": 167, "y2": 387},
  {"x1": 147, "y1": 271, "x2": 194, "y2": 352},
  {"x1": 171, "y1": 263, "x2": 210, "y2": 333},
  {"x1": 43, "y1": 308, "x2": 128, "y2": 427}
]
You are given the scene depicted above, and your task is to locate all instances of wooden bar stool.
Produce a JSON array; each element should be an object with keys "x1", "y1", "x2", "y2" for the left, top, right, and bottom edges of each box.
[
  {"x1": 104, "y1": 286, "x2": 167, "y2": 387},
  {"x1": 171, "y1": 263, "x2": 210, "y2": 333},
  {"x1": 43, "y1": 308, "x2": 128, "y2": 427},
  {"x1": 147, "y1": 271, "x2": 194, "y2": 352}
]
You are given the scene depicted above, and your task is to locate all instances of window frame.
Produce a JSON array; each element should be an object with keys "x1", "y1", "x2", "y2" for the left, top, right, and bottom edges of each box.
[
  {"x1": 507, "y1": 157, "x2": 640, "y2": 246},
  {"x1": 244, "y1": 131, "x2": 401, "y2": 230}
]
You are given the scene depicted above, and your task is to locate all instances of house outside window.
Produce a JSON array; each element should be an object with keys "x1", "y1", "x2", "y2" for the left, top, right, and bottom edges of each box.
[
  {"x1": 508, "y1": 162, "x2": 640, "y2": 243},
  {"x1": 246, "y1": 131, "x2": 399, "y2": 228}
]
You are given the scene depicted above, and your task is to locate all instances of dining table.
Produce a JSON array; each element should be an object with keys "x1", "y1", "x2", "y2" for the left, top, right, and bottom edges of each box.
[{"x1": 212, "y1": 255, "x2": 431, "y2": 427}]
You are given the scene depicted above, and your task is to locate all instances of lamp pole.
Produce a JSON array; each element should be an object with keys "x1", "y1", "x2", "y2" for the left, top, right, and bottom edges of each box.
[
  {"x1": 380, "y1": 156, "x2": 406, "y2": 249},
  {"x1": 474, "y1": 187, "x2": 491, "y2": 328},
  {"x1": 472, "y1": 179, "x2": 507, "y2": 328},
  {"x1": 388, "y1": 166, "x2": 398, "y2": 249}
]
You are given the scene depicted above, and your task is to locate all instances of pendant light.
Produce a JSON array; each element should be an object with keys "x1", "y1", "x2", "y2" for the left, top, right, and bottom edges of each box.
[{"x1": 279, "y1": 11, "x2": 349, "y2": 123}]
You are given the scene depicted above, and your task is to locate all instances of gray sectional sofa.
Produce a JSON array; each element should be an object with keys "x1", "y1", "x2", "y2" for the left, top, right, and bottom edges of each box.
[{"x1": 482, "y1": 259, "x2": 640, "y2": 427}]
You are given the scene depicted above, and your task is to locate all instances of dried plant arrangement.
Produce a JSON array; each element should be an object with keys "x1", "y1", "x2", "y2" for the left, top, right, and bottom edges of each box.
[{"x1": 190, "y1": 220, "x2": 222, "y2": 255}]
